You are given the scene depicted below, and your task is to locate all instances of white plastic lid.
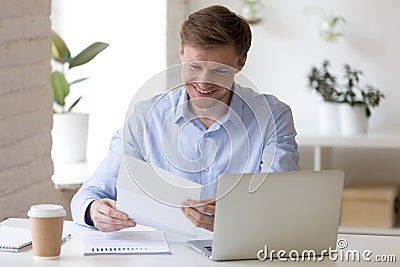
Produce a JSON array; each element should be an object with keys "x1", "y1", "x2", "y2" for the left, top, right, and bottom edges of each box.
[{"x1": 28, "y1": 204, "x2": 66, "y2": 218}]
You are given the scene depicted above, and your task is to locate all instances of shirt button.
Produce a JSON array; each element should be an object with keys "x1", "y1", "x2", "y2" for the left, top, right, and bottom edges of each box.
[{"x1": 205, "y1": 167, "x2": 209, "y2": 172}]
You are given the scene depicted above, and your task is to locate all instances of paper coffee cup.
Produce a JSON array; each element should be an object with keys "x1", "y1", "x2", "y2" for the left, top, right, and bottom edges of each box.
[{"x1": 28, "y1": 204, "x2": 66, "y2": 259}]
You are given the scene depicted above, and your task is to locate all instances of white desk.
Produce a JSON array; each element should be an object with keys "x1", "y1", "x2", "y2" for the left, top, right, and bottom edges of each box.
[{"x1": 1, "y1": 218, "x2": 399, "y2": 266}]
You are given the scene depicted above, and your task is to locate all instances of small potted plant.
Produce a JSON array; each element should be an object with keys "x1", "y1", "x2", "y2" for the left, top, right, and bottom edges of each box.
[
  {"x1": 307, "y1": 60, "x2": 341, "y2": 134},
  {"x1": 51, "y1": 31, "x2": 108, "y2": 163},
  {"x1": 338, "y1": 64, "x2": 385, "y2": 135},
  {"x1": 307, "y1": 60, "x2": 385, "y2": 135}
]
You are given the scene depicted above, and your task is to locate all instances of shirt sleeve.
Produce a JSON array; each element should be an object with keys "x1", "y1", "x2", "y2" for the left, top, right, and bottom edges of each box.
[
  {"x1": 70, "y1": 129, "x2": 124, "y2": 227},
  {"x1": 260, "y1": 102, "x2": 299, "y2": 172}
]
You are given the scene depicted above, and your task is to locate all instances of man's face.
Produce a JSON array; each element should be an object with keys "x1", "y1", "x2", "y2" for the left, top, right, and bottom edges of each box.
[{"x1": 180, "y1": 45, "x2": 246, "y2": 109}]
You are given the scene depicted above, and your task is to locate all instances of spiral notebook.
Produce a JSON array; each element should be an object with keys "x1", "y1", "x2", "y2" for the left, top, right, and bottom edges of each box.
[
  {"x1": 0, "y1": 226, "x2": 71, "y2": 253},
  {"x1": 0, "y1": 227, "x2": 32, "y2": 253},
  {"x1": 83, "y1": 230, "x2": 170, "y2": 255}
]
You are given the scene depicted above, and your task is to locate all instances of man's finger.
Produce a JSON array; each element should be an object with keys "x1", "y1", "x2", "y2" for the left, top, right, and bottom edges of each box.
[
  {"x1": 95, "y1": 222, "x2": 131, "y2": 232},
  {"x1": 94, "y1": 211, "x2": 136, "y2": 228},
  {"x1": 90, "y1": 199, "x2": 136, "y2": 232},
  {"x1": 98, "y1": 212, "x2": 133, "y2": 226},
  {"x1": 195, "y1": 204, "x2": 215, "y2": 215},
  {"x1": 188, "y1": 207, "x2": 214, "y2": 225},
  {"x1": 182, "y1": 208, "x2": 214, "y2": 231},
  {"x1": 183, "y1": 198, "x2": 215, "y2": 207},
  {"x1": 183, "y1": 207, "x2": 214, "y2": 225},
  {"x1": 198, "y1": 197, "x2": 216, "y2": 205},
  {"x1": 183, "y1": 199, "x2": 215, "y2": 215},
  {"x1": 97, "y1": 202, "x2": 128, "y2": 220}
]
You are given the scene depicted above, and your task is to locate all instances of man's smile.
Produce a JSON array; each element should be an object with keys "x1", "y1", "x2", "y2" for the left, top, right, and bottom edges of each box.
[{"x1": 190, "y1": 83, "x2": 221, "y2": 96}]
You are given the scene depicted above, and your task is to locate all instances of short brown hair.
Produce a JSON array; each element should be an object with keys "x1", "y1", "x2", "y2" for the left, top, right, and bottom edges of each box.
[{"x1": 180, "y1": 5, "x2": 252, "y2": 63}]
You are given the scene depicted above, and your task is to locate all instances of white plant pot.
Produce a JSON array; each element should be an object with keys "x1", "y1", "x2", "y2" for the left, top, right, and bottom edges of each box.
[
  {"x1": 318, "y1": 102, "x2": 340, "y2": 135},
  {"x1": 51, "y1": 113, "x2": 89, "y2": 163},
  {"x1": 339, "y1": 105, "x2": 368, "y2": 135}
]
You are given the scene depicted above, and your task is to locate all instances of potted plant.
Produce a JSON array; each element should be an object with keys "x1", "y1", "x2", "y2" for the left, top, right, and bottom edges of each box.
[
  {"x1": 307, "y1": 60, "x2": 385, "y2": 135},
  {"x1": 51, "y1": 31, "x2": 109, "y2": 163},
  {"x1": 307, "y1": 60, "x2": 341, "y2": 134},
  {"x1": 338, "y1": 64, "x2": 385, "y2": 135}
]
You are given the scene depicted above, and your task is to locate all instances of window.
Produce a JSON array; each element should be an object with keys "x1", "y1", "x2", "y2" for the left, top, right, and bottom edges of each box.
[{"x1": 51, "y1": 0, "x2": 167, "y2": 161}]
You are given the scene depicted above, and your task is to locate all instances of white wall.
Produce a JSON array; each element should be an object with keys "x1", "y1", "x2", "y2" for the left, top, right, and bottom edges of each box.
[
  {"x1": 169, "y1": 0, "x2": 400, "y2": 183},
  {"x1": 243, "y1": 0, "x2": 400, "y2": 134},
  {"x1": 181, "y1": 0, "x2": 400, "y2": 133},
  {"x1": 51, "y1": 0, "x2": 167, "y2": 162}
]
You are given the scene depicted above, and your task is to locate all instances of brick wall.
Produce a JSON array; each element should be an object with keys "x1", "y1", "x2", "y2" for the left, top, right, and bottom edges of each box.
[{"x1": 0, "y1": 0, "x2": 75, "y2": 220}]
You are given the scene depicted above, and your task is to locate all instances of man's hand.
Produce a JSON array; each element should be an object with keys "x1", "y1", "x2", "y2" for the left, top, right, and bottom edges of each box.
[
  {"x1": 181, "y1": 198, "x2": 216, "y2": 232},
  {"x1": 90, "y1": 198, "x2": 136, "y2": 232}
]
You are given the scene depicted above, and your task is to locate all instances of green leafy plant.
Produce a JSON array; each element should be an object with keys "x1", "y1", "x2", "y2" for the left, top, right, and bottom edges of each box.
[
  {"x1": 304, "y1": 7, "x2": 346, "y2": 42},
  {"x1": 307, "y1": 60, "x2": 385, "y2": 118},
  {"x1": 242, "y1": 0, "x2": 263, "y2": 24},
  {"x1": 307, "y1": 60, "x2": 341, "y2": 102},
  {"x1": 320, "y1": 14, "x2": 346, "y2": 42},
  {"x1": 51, "y1": 31, "x2": 109, "y2": 113},
  {"x1": 340, "y1": 64, "x2": 385, "y2": 117}
]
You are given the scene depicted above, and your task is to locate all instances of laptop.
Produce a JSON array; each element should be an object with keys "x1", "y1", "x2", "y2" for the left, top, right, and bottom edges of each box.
[{"x1": 187, "y1": 170, "x2": 344, "y2": 261}]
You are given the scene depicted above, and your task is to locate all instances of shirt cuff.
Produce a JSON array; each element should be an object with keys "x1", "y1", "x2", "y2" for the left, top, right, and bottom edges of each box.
[
  {"x1": 79, "y1": 198, "x2": 97, "y2": 227},
  {"x1": 84, "y1": 200, "x2": 95, "y2": 226}
]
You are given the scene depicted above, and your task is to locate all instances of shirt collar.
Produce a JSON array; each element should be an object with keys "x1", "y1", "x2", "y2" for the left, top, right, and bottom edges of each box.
[
  {"x1": 174, "y1": 83, "x2": 243, "y2": 128},
  {"x1": 222, "y1": 83, "x2": 243, "y2": 128},
  {"x1": 174, "y1": 87, "x2": 195, "y2": 123}
]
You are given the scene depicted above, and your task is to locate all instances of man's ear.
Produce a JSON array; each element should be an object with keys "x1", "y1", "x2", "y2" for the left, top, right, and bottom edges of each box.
[
  {"x1": 179, "y1": 44, "x2": 184, "y2": 61},
  {"x1": 236, "y1": 55, "x2": 247, "y2": 71}
]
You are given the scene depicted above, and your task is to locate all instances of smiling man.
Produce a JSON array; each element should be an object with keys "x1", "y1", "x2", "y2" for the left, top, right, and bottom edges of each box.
[{"x1": 71, "y1": 5, "x2": 299, "y2": 232}]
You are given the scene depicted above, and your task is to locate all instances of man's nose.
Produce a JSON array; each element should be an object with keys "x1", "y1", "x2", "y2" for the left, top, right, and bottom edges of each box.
[
  {"x1": 196, "y1": 81, "x2": 214, "y2": 90},
  {"x1": 198, "y1": 69, "x2": 213, "y2": 84}
]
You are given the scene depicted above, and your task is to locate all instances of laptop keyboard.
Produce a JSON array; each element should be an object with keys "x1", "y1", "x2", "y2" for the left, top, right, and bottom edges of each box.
[{"x1": 205, "y1": 246, "x2": 212, "y2": 252}]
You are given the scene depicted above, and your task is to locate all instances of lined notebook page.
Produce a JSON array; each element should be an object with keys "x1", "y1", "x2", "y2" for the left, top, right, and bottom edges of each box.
[
  {"x1": 83, "y1": 230, "x2": 170, "y2": 255},
  {"x1": 0, "y1": 227, "x2": 32, "y2": 252}
]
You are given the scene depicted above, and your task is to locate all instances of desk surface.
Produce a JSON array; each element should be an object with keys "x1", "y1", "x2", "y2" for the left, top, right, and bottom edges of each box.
[{"x1": 1, "y1": 218, "x2": 399, "y2": 267}]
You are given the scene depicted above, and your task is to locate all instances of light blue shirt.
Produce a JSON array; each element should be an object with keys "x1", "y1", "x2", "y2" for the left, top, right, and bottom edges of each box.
[{"x1": 71, "y1": 84, "x2": 299, "y2": 226}]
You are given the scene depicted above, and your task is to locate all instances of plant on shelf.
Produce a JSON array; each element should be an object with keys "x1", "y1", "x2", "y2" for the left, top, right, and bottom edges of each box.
[
  {"x1": 307, "y1": 60, "x2": 341, "y2": 102},
  {"x1": 51, "y1": 31, "x2": 109, "y2": 113},
  {"x1": 307, "y1": 60, "x2": 385, "y2": 117},
  {"x1": 339, "y1": 64, "x2": 385, "y2": 118}
]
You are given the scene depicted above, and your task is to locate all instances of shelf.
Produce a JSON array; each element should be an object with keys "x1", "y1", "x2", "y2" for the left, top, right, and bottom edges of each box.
[
  {"x1": 51, "y1": 134, "x2": 400, "y2": 187},
  {"x1": 297, "y1": 133, "x2": 400, "y2": 170},
  {"x1": 51, "y1": 161, "x2": 99, "y2": 191},
  {"x1": 339, "y1": 226, "x2": 400, "y2": 236},
  {"x1": 297, "y1": 133, "x2": 400, "y2": 149}
]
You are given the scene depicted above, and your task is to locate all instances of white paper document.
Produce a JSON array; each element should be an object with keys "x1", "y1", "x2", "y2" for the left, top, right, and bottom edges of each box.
[
  {"x1": 116, "y1": 155, "x2": 202, "y2": 237},
  {"x1": 83, "y1": 230, "x2": 170, "y2": 255}
]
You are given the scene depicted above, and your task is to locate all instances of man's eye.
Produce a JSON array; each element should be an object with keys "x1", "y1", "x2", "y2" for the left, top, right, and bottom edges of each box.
[
  {"x1": 213, "y1": 69, "x2": 228, "y2": 74},
  {"x1": 190, "y1": 65, "x2": 201, "y2": 70}
]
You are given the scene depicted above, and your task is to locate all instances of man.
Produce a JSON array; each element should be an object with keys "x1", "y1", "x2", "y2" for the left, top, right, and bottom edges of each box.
[{"x1": 71, "y1": 5, "x2": 299, "y2": 232}]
